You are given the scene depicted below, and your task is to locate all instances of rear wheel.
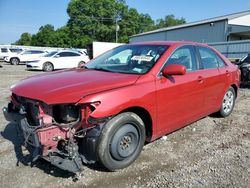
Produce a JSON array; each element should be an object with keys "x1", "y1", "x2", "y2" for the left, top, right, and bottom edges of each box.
[
  {"x1": 43, "y1": 62, "x2": 53, "y2": 72},
  {"x1": 10, "y1": 57, "x2": 20, "y2": 65},
  {"x1": 218, "y1": 87, "x2": 236, "y2": 117},
  {"x1": 97, "y1": 112, "x2": 146, "y2": 171}
]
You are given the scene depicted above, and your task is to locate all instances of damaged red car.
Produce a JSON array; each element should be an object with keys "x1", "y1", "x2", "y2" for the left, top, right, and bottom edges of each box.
[{"x1": 3, "y1": 41, "x2": 240, "y2": 173}]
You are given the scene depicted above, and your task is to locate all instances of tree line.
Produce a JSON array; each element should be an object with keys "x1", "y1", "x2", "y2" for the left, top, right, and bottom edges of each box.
[{"x1": 15, "y1": 0, "x2": 186, "y2": 48}]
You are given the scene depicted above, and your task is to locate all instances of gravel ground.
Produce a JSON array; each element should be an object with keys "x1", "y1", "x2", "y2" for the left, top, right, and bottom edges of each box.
[{"x1": 0, "y1": 62, "x2": 249, "y2": 188}]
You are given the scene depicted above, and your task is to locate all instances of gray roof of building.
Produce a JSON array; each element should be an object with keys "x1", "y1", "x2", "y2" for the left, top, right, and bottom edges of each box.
[{"x1": 131, "y1": 10, "x2": 250, "y2": 38}]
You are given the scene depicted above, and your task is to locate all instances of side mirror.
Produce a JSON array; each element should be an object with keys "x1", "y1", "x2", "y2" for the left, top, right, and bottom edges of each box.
[
  {"x1": 54, "y1": 55, "x2": 60, "y2": 58},
  {"x1": 162, "y1": 64, "x2": 186, "y2": 76}
]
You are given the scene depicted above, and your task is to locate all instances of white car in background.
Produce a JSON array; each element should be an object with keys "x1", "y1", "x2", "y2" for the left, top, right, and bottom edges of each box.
[
  {"x1": 26, "y1": 50, "x2": 90, "y2": 71},
  {"x1": 0, "y1": 47, "x2": 23, "y2": 60},
  {"x1": 4, "y1": 50, "x2": 47, "y2": 65}
]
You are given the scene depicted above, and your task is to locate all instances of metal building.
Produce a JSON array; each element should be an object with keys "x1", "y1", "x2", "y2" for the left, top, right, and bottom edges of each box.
[{"x1": 130, "y1": 11, "x2": 250, "y2": 43}]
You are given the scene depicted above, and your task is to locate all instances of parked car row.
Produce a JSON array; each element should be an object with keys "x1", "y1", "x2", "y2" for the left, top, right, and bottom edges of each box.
[
  {"x1": 26, "y1": 50, "x2": 89, "y2": 71},
  {"x1": 2, "y1": 48, "x2": 90, "y2": 71},
  {"x1": 0, "y1": 47, "x2": 23, "y2": 60}
]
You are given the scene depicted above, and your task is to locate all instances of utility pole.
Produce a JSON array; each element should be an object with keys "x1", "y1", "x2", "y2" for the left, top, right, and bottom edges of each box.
[{"x1": 115, "y1": 19, "x2": 120, "y2": 43}]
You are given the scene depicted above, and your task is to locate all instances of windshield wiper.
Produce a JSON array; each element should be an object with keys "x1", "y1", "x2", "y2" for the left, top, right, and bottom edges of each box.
[{"x1": 90, "y1": 67, "x2": 114, "y2": 72}]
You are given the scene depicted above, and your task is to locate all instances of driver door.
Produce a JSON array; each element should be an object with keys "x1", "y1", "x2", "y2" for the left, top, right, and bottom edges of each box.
[
  {"x1": 53, "y1": 52, "x2": 71, "y2": 69},
  {"x1": 155, "y1": 45, "x2": 206, "y2": 135}
]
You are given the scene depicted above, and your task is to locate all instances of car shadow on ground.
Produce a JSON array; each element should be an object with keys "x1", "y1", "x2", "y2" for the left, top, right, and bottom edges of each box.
[{"x1": 1, "y1": 122, "x2": 110, "y2": 178}]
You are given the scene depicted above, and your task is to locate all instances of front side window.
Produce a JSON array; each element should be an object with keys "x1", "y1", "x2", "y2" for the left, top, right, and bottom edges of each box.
[
  {"x1": 86, "y1": 44, "x2": 169, "y2": 74},
  {"x1": 164, "y1": 46, "x2": 197, "y2": 72},
  {"x1": 198, "y1": 46, "x2": 226, "y2": 69}
]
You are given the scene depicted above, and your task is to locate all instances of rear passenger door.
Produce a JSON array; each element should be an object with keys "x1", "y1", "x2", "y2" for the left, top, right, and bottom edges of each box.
[{"x1": 196, "y1": 46, "x2": 225, "y2": 112}]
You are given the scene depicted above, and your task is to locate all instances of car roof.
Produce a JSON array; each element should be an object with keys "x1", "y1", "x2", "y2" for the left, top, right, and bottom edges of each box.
[
  {"x1": 57, "y1": 50, "x2": 81, "y2": 53},
  {"x1": 129, "y1": 41, "x2": 209, "y2": 47}
]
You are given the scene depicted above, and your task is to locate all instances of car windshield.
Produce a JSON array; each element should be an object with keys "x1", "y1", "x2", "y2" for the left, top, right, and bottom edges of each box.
[
  {"x1": 85, "y1": 44, "x2": 169, "y2": 74},
  {"x1": 43, "y1": 51, "x2": 57, "y2": 57}
]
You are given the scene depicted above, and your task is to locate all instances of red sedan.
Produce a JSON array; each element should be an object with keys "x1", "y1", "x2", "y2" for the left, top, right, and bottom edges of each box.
[{"x1": 3, "y1": 41, "x2": 240, "y2": 173}]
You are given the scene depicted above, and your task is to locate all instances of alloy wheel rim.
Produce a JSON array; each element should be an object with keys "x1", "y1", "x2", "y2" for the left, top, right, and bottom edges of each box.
[
  {"x1": 45, "y1": 64, "x2": 52, "y2": 71},
  {"x1": 12, "y1": 59, "x2": 18, "y2": 64},
  {"x1": 222, "y1": 90, "x2": 234, "y2": 114}
]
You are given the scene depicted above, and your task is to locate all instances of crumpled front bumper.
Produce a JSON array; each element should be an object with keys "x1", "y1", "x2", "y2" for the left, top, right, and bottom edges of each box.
[{"x1": 2, "y1": 106, "x2": 83, "y2": 173}]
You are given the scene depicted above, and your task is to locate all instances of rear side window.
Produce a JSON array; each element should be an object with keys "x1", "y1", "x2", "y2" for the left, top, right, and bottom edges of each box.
[
  {"x1": 197, "y1": 46, "x2": 226, "y2": 69},
  {"x1": 165, "y1": 46, "x2": 197, "y2": 72},
  {"x1": 58, "y1": 52, "x2": 80, "y2": 57},
  {"x1": 67, "y1": 52, "x2": 80, "y2": 56},
  {"x1": 57, "y1": 52, "x2": 70, "y2": 57}
]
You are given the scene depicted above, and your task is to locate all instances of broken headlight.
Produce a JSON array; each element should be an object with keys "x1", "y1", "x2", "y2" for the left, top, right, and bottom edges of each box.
[{"x1": 53, "y1": 104, "x2": 80, "y2": 124}]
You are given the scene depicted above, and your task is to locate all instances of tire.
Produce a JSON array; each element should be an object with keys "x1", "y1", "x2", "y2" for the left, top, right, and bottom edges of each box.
[
  {"x1": 78, "y1": 61, "x2": 85, "y2": 68},
  {"x1": 218, "y1": 87, "x2": 236, "y2": 117},
  {"x1": 10, "y1": 57, "x2": 20, "y2": 65},
  {"x1": 97, "y1": 112, "x2": 146, "y2": 171},
  {"x1": 43, "y1": 62, "x2": 54, "y2": 72}
]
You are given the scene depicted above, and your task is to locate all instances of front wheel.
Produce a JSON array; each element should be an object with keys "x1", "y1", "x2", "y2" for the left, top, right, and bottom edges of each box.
[
  {"x1": 218, "y1": 87, "x2": 236, "y2": 117},
  {"x1": 43, "y1": 62, "x2": 54, "y2": 72},
  {"x1": 97, "y1": 112, "x2": 146, "y2": 171},
  {"x1": 10, "y1": 57, "x2": 20, "y2": 65}
]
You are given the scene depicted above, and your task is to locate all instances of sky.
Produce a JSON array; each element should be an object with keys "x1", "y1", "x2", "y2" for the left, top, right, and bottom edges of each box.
[{"x1": 0, "y1": 0, "x2": 250, "y2": 44}]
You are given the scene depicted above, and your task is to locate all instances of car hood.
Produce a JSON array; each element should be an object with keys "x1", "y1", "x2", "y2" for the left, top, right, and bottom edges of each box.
[{"x1": 11, "y1": 69, "x2": 140, "y2": 104}]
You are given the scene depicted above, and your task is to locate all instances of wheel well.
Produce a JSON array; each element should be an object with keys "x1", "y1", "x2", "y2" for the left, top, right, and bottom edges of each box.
[
  {"x1": 231, "y1": 84, "x2": 238, "y2": 98},
  {"x1": 122, "y1": 107, "x2": 153, "y2": 141},
  {"x1": 10, "y1": 57, "x2": 19, "y2": 61}
]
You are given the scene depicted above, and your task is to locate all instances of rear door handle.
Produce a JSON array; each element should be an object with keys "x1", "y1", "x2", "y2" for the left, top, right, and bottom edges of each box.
[{"x1": 197, "y1": 76, "x2": 204, "y2": 83}]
